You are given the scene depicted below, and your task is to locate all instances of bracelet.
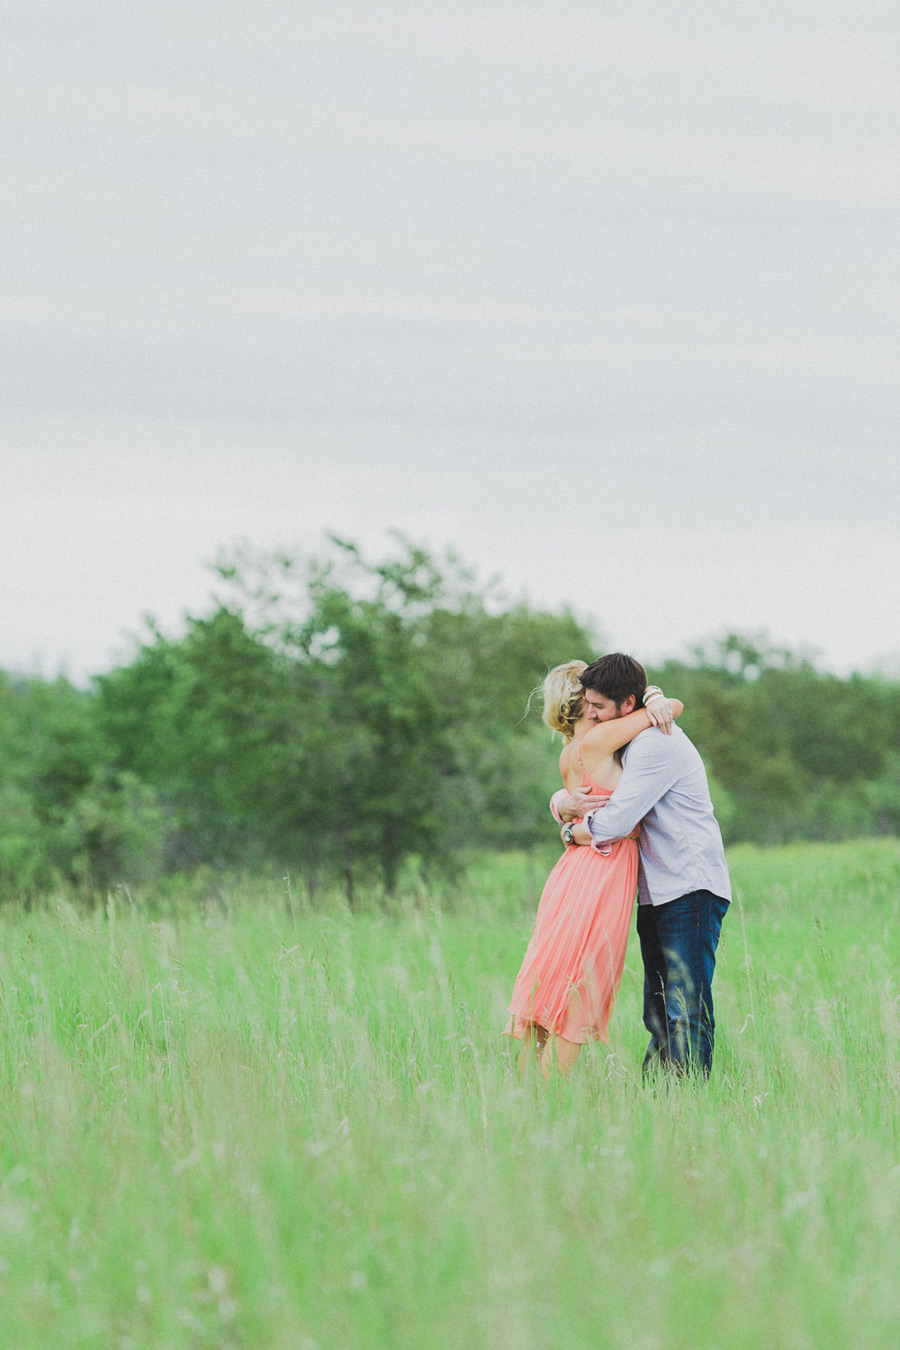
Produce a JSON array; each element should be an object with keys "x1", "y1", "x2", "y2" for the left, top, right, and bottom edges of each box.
[{"x1": 642, "y1": 685, "x2": 664, "y2": 706}]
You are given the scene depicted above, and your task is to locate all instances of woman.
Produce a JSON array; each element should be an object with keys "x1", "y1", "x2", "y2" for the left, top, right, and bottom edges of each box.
[{"x1": 504, "y1": 660, "x2": 681, "y2": 1078}]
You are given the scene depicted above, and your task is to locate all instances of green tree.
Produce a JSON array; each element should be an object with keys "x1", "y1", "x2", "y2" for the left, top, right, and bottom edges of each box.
[
  {"x1": 0, "y1": 671, "x2": 165, "y2": 895},
  {"x1": 655, "y1": 634, "x2": 900, "y2": 845},
  {"x1": 96, "y1": 608, "x2": 299, "y2": 869},
  {"x1": 208, "y1": 536, "x2": 596, "y2": 893}
]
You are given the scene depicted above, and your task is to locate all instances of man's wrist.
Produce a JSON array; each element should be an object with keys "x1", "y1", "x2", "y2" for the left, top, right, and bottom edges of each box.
[
  {"x1": 582, "y1": 808, "x2": 614, "y2": 855},
  {"x1": 583, "y1": 807, "x2": 605, "y2": 839}
]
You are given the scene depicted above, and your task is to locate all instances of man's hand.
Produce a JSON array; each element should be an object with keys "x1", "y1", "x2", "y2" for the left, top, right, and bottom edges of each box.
[{"x1": 555, "y1": 789, "x2": 610, "y2": 822}]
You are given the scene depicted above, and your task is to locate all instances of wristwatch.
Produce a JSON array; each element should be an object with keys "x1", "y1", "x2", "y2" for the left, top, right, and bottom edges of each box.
[{"x1": 562, "y1": 823, "x2": 575, "y2": 845}]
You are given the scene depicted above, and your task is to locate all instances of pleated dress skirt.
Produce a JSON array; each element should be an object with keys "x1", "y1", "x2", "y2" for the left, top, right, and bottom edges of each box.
[{"x1": 505, "y1": 826, "x2": 638, "y2": 1045}]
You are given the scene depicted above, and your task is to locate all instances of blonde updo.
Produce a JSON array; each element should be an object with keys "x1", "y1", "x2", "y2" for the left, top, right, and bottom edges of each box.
[{"x1": 541, "y1": 660, "x2": 588, "y2": 741}]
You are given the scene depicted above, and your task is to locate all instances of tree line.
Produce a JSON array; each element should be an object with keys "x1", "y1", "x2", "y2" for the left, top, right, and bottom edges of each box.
[{"x1": 1, "y1": 539, "x2": 898, "y2": 900}]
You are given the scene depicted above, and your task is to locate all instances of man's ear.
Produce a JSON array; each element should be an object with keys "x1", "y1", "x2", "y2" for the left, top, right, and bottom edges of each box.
[{"x1": 622, "y1": 695, "x2": 637, "y2": 715}]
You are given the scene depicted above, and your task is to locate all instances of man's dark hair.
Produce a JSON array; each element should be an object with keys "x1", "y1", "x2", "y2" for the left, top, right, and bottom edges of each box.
[{"x1": 580, "y1": 653, "x2": 646, "y2": 709}]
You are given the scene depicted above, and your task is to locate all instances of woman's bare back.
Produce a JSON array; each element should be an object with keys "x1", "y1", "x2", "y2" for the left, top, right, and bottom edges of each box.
[{"x1": 559, "y1": 733, "x2": 624, "y2": 795}]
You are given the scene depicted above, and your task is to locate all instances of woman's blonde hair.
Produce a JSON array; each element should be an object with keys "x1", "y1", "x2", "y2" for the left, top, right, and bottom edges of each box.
[{"x1": 541, "y1": 660, "x2": 588, "y2": 741}]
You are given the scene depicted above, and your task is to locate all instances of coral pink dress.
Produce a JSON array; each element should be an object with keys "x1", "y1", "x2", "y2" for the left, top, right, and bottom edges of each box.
[{"x1": 505, "y1": 759, "x2": 639, "y2": 1045}]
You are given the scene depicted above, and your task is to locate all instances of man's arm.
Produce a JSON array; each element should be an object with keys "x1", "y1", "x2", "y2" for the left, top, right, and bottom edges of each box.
[{"x1": 584, "y1": 732, "x2": 682, "y2": 843}]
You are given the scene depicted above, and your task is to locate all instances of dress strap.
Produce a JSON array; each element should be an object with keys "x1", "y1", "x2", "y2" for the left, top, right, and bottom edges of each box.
[
  {"x1": 575, "y1": 739, "x2": 599, "y2": 791},
  {"x1": 573, "y1": 734, "x2": 609, "y2": 796}
]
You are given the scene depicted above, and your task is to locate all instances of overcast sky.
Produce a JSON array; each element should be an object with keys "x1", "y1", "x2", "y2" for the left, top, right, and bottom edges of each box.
[{"x1": 3, "y1": 2, "x2": 898, "y2": 683}]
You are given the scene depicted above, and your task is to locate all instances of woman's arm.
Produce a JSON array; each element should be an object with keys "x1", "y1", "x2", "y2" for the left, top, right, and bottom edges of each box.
[
  {"x1": 562, "y1": 819, "x2": 596, "y2": 847},
  {"x1": 552, "y1": 694, "x2": 683, "y2": 822},
  {"x1": 581, "y1": 698, "x2": 683, "y2": 759}
]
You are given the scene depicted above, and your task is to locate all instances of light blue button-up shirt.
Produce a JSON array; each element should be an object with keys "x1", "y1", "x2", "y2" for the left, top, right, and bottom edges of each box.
[{"x1": 585, "y1": 726, "x2": 732, "y2": 907}]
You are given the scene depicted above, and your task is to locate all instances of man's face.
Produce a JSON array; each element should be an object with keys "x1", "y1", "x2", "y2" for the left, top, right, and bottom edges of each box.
[{"x1": 582, "y1": 689, "x2": 634, "y2": 722}]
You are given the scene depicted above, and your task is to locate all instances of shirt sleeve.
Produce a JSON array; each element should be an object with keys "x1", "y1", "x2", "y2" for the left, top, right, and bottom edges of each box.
[
  {"x1": 586, "y1": 732, "x2": 681, "y2": 843},
  {"x1": 549, "y1": 789, "x2": 567, "y2": 823}
]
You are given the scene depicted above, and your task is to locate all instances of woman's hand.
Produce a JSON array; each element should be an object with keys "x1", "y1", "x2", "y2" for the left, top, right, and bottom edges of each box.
[
  {"x1": 644, "y1": 693, "x2": 682, "y2": 734},
  {"x1": 645, "y1": 695, "x2": 674, "y2": 733}
]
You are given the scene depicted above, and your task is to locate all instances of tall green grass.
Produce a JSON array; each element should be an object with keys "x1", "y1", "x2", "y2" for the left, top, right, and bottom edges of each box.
[{"x1": 1, "y1": 839, "x2": 899, "y2": 1347}]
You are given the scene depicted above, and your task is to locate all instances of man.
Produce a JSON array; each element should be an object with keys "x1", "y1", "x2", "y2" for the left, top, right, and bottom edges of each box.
[{"x1": 551, "y1": 652, "x2": 731, "y2": 1077}]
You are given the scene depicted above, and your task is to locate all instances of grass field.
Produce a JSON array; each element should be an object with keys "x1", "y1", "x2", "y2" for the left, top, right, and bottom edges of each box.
[{"x1": 1, "y1": 838, "x2": 900, "y2": 1348}]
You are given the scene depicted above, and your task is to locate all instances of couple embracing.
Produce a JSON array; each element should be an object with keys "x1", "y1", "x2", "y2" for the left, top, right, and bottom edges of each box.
[{"x1": 505, "y1": 653, "x2": 731, "y2": 1080}]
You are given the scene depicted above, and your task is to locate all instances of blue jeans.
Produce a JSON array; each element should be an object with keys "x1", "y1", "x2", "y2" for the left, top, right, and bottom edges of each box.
[{"x1": 636, "y1": 890, "x2": 729, "y2": 1079}]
